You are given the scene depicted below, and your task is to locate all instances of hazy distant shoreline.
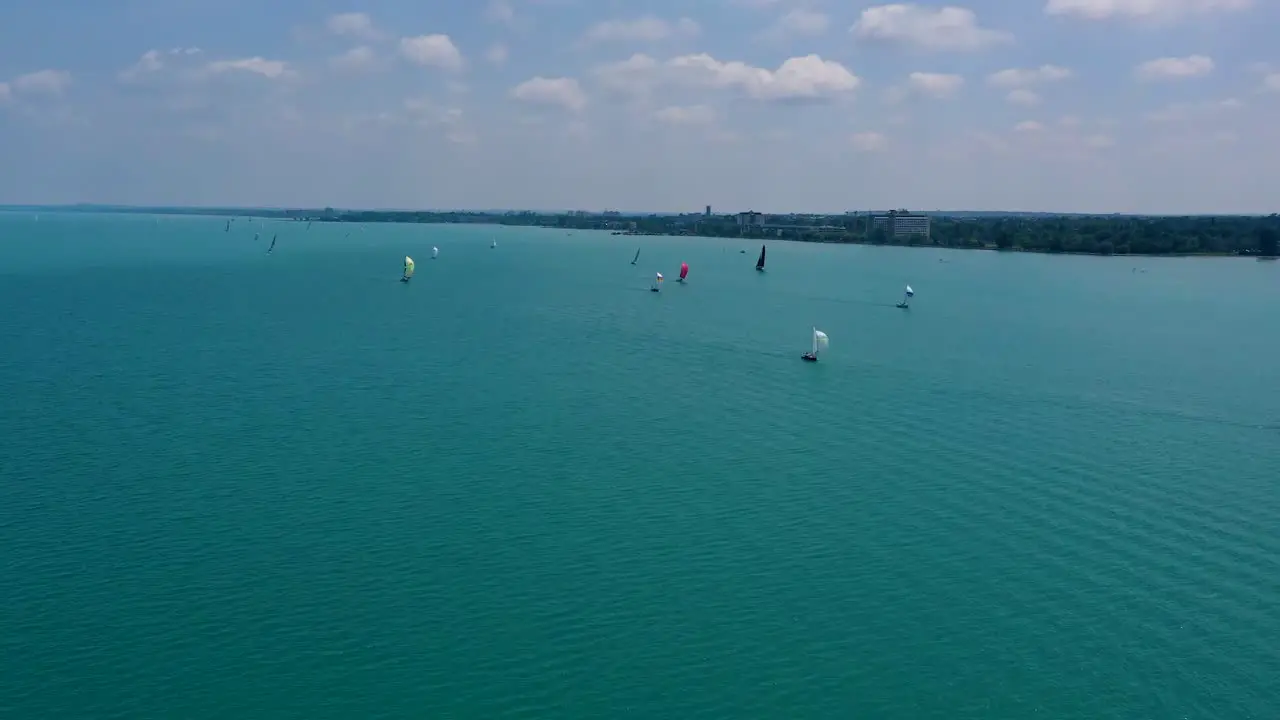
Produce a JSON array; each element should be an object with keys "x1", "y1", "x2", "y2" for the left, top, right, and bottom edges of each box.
[{"x1": 6, "y1": 204, "x2": 1277, "y2": 258}]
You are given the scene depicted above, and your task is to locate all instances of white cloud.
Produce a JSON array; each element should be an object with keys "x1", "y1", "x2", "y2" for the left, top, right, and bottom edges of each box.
[
  {"x1": 510, "y1": 76, "x2": 587, "y2": 112},
  {"x1": 851, "y1": 132, "x2": 888, "y2": 151},
  {"x1": 117, "y1": 48, "x2": 202, "y2": 83},
  {"x1": 593, "y1": 54, "x2": 663, "y2": 96},
  {"x1": 1262, "y1": 73, "x2": 1280, "y2": 92},
  {"x1": 852, "y1": 4, "x2": 1011, "y2": 51},
  {"x1": 1044, "y1": 0, "x2": 1252, "y2": 21},
  {"x1": 653, "y1": 104, "x2": 715, "y2": 125},
  {"x1": 593, "y1": 53, "x2": 860, "y2": 103},
  {"x1": 330, "y1": 46, "x2": 376, "y2": 71},
  {"x1": 766, "y1": 9, "x2": 830, "y2": 37},
  {"x1": 667, "y1": 53, "x2": 860, "y2": 101},
  {"x1": 907, "y1": 71, "x2": 964, "y2": 97},
  {"x1": 987, "y1": 65, "x2": 1072, "y2": 87},
  {"x1": 486, "y1": 43, "x2": 508, "y2": 65},
  {"x1": 1145, "y1": 97, "x2": 1241, "y2": 122},
  {"x1": 486, "y1": 1, "x2": 516, "y2": 25},
  {"x1": 0, "y1": 82, "x2": 9, "y2": 103},
  {"x1": 1134, "y1": 55, "x2": 1213, "y2": 81},
  {"x1": 1015, "y1": 120, "x2": 1043, "y2": 131},
  {"x1": 12, "y1": 69, "x2": 72, "y2": 94},
  {"x1": 583, "y1": 16, "x2": 701, "y2": 43},
  {"x1": 207, "y1": 57, "x2": 292, "y2": 79},
  {"x1": 327, "y1": 12, "x2": 378, "y2": 39},
  {"x1": 400, "y1": 35, "x2": 464, "y2": 71},
  {"x1": 1007, "y1": 89, "x2": 1040, "y2": 105}
]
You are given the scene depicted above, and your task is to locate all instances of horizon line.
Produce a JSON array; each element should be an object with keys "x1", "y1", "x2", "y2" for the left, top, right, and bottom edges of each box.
[{"x1": 1, "y1": 203, "x2": 1275, "y2": 218}]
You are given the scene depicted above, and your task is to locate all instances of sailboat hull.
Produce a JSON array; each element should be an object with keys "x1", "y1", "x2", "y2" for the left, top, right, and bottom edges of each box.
[
  {"x1": 801, "y1": 354, "x2": 817, "y2": 362},
  {"x1": 896, "y1": 303, "x2": 908, "y2": 309}
]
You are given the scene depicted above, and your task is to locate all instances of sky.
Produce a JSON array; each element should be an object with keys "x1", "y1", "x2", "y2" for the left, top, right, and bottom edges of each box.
[{"x1": 1, "y1": 0, "x2": 1278, "y2": 213}]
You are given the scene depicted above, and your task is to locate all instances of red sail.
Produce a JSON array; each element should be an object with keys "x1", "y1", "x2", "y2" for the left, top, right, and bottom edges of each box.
[{"x1": 679, "y1": 262, "x2": 688, "y2": 279}]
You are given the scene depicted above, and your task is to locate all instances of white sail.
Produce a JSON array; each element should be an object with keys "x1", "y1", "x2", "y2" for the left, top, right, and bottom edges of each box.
[
  {"x1": 432, "y1": 246, "x2": 439, "y2": 259},
  {"x1": 812, "y1": 328, "x2": 828, "y2": 355},
  {"x1": 905, "y1": 284, "x2": 914, "y2": 297}
]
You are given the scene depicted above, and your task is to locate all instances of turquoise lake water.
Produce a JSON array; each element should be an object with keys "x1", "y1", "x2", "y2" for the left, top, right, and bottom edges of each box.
[{"x1": 1, "y1": 211, "x2": 1278, "y2": 718}]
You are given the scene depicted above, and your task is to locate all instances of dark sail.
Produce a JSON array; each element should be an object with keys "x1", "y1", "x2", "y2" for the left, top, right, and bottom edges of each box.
[{"x1": 756, "y1": 245, "x2": 766, "y2": 269}]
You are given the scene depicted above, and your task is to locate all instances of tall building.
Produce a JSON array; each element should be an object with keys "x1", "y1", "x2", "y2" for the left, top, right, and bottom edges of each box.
[
  {"x1": 871, "y1": 210, "x2": 930, "y2": 240},
  {"x1": 705, "y1": 205, "x2": 712, "y2": 216}
]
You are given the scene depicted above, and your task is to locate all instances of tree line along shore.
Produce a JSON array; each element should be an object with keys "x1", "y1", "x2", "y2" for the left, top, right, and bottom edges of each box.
[{"x1": 109, "y1": 206, "x2": 1280, "y2": 257}]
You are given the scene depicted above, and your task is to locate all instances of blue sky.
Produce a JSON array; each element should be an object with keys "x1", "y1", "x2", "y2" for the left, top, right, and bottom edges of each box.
[{"x1": 1, "y1": 0, "x2": 1277, "y2": 213}]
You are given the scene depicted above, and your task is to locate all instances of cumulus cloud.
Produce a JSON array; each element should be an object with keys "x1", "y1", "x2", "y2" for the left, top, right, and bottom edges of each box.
[
  {"x1": 327, "y1": 12, "x2": 379, "y2": 39},
  {"x1": 1044, "y1": 0, "x2": 1252, "y2": 21},
  {"x1": 907, "y1": 72, "x2": 964, "y2": 98},
  {"x1": 207, "y1": 57, "x2": 292, "y2": 79},
  {"x1": 762, "y1": 9, "x2": 830, "y2": 39},
  {"x1": 118, "y1": 48, "x2": 202, "y2": 82},
  {"x1": 852, "y1": 4, "x2": 1011, "y2": 51},
  {"x1": 330, "y1": 46, "x2": 376, "y2": 72},
  {"x1": 582, "y1": 16, "x2": 700, "y2": 43},
  {"x1": 987, "y1": 65, "x2": 1072, "y2": 87},
  {"x1": 400, "y1": 35, "x2": 464, "y2": 71},
  {"x1": 1145, "y1": 97, "x2": 1241, "y2": 122},
  {"x1": 510, "y1": 76, "x2": 587, "y2": 112},
  {"x1": 12, "y1": 69, "x2": 73, "y2": 94},
  {"x1": 595, "y1": 52, "x2": 859, "y2": 102},
  {"x1": 1134, "y1": 55, "x2": 1213, "y2": 81}
]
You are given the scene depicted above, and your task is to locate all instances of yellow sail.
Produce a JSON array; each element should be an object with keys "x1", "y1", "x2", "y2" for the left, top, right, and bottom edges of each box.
[{"x1": 403, "y1": 256, "x2": 415, "y2": 278}]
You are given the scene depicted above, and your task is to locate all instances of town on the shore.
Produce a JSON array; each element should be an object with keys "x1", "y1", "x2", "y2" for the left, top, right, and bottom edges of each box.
[{"x1": 104, "y1": 205, "x2": 1280, "y2": 257}]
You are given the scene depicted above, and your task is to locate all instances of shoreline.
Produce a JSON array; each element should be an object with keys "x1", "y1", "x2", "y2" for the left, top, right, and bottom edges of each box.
[{"x1": 10, "y1": 205, "x2": 1278, "y2": 259}]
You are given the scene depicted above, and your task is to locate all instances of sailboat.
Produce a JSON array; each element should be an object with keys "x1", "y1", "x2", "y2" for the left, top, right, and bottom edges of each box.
[
  {"x1": 306, "y1": 221, "x2": 312, "y2": 231},
  {"x1": 631, "y1": 248, "x2": 640, "y2": 265},
  {"x1": 432, "y1": 246, "x2": 439, "y2": 259},
  {"x1": 802, "y1": 327, "x2": 828, "y2": 362},
  {"x1": 651, "y1": 272, "x2": 663, "y2": 292},
  {"x1": 267, "y1": 234, "x2": 276, "y2": 254},
  {"x1": 491, "y1": 238, "x2": 497, "y2": 249},
  {"x1": 678, "y1": 262, "x2": 688, "y2": 283},
  {"x1": 401, "y1": 256, "x2": 415, "y2": 283},
  {"x1": 755, "y1": 245, "x2": 766, "y2": 272},
  {"x1": 896, "y1": 284, "x2": 914, "y2": 309}
]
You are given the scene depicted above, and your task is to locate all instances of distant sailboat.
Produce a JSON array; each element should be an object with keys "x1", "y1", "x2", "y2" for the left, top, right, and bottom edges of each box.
[
  {"x1": 651, "y1": 272, "x2": 663, "y2": 292},
  {"x1": 678, "y1": 262, "x2": 689, "y2": 282},
  {"x1": 432, "y1": 246, "x2": 439, "y2": 259},
  {"x1": 267, "y1": 234, "x2": 276, "y2": 254},
  {"x1": 756, "y1": 245, "x2": 766, "y2": 271},
  {"x1": 224, "y1": 220, "x2": 230, "y2": 232},
  {"x1": 896, "y1": 284, "x2": 914, "y2": 309},
  {"x1": 802, "y1": 327, "x2": 828, "y2": 362},
  {"x1": 491, "y1": 238, "x2": 497, "y2": 249},
  {"x1": 401, "y1": 256, "x2": 415, "y2": 283},
  {"x1": 253, "y1": 232, "x2": 259, "y2": 243},
  {"x1": 631, "y1": 248, "x2": 640, "y2": 265},
  {"x1": 306, "y1": 221, "x2": 312, "y2": 231}
]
